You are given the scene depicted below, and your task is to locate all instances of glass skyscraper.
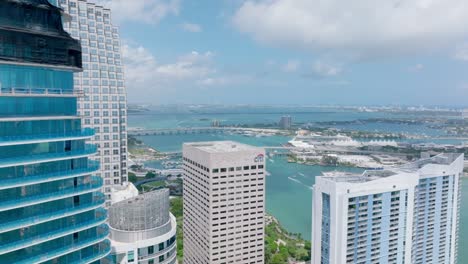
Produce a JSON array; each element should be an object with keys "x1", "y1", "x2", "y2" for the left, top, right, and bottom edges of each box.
[{"x1": 0, "y1": 0, "x2": 109, "y2": 263}]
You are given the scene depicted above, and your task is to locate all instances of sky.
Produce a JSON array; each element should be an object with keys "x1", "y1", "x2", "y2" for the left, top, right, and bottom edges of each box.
[{"x1": 96, "y1": 0, "x2": 468, "y2": 106}]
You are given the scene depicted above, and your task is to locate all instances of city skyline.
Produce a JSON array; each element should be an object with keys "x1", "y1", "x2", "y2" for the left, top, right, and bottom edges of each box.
[
  {"x1": 94, "y1": 0, "x2": 468, "y2": 106},
  {"x1": 0, "y1": 1, "x2": 467, "y2": 264}
]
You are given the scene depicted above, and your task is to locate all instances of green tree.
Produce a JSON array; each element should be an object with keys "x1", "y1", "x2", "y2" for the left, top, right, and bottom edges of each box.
[
  {"x1": 170, "y1": 197, "x2": 184, "y2": 261},
  {"x1": 321, "y1": 155, "x2": 338, "y2": 166},
  {"x1": 145, "y1": 171, "x2": 156, "y2": 179},
  {"x1": 270, "y1": 254, "x2": 287, "y2": 264},
  {"x1": 170, "y1": 197, "x2": 183, "y2": 217},
  {"x1": 128, "y1": 172, "x2": 138, "y2": 183}
]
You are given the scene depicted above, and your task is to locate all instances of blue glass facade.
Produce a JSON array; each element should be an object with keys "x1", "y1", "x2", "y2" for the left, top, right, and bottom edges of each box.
[
  {"x1": 0, "y1": 70, "x2": 110, "y2": 263},
  {"x1": 0, "y1": 65, "x2": 74, "y2": 91},
  {"x1": 0, "y1": 0, "x2": 109, "y2": 263}
]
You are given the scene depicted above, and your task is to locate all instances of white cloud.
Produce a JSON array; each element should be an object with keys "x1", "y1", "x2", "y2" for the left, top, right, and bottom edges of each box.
[
  {"x1": 455, "y1": 43, "x2": 468, "y2": 61},
  {"x1": 181, "y1": 23, "x2": 203, "y2": 33},
  {"x1": 95, "y1": 0, "x2": 180, "y2": 24},
  {"x1": 282, "y1": 60, "x2": 300, "y2": 73},
  {"x1": 233, "y1": 0, "x2": 468, "y2": 56},
  {"x1": 408, "y1": 64, "x2": 424, "y2": 72},
  {"x1": 311, "y1": 61, "x2": 342, "y2": 77},
  {"x1": 196, "y1": 77, "x2": 229, "y2": 87},
  {"x1": 121, "y1": 43, "x2": 216, "y2": 90}
]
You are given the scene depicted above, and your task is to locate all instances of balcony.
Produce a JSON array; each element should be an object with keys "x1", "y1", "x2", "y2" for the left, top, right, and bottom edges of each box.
[
  {"x1": 0, "y1": 87, "x2": 84, "y2": 98},
  {"x1": 0, "y1": 144, "x2": 97, "y2": 168},
  {"x1": 73, "y1": 239, "x2": 112, "y2": 264},
  {"x1": 0, "y1": 115, "x2": 81, "y2": 122},
  {"x1": 0, "y1": 161, "x2": 99, "y2": 190},
  {"x1": 0, "y1": 215, "x2": 107, "y2": 255},
  {"x1": 0, "y1": 128, "x2": 94, "y2": 147},
  {"x1": 138, "y1": 238, "x2": 177, "y2": 261},
  {"x1": 15, "y1": 229, "x2": 109, "y2": 264},
  {"x1": 160, "y1": 254, "x2": 177, "y2": 264},
  {"x1": 0, "y1": 194, "x2": 105, "y2": 233},
  {"x1": 0, "y1": 176, "x2": 102, "y2": 211}
]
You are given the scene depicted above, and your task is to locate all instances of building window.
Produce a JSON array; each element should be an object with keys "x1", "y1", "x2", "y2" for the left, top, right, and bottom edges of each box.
[
  {"x1": 148, "y1": 245, "x2": 154, "y2": 254},
  {"x1": 128, "y1": 251, "x2": 134, "y2": 262}
]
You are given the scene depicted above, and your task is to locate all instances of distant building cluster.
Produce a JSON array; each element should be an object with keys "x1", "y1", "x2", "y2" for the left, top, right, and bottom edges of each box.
[
  {"x1": 279, "y1": 115, "x2": 292, "y2": 129},
  {"x1": 211, "y1": 119, "x2": 221, "y2": 127},
  {"x1": 463, "y1": 109, "x2": 468, "y2": 119}
]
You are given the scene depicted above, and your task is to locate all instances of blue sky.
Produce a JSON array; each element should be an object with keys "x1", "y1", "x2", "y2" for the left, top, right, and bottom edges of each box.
[{"x1": 98, "y1": 0, "x2": 468, "y2": 106}]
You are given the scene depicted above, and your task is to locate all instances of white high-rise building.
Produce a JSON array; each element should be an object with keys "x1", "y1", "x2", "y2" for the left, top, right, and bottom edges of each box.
[
  {"x1": 108, "y1": 189, "x2": 177, "y2": 264},
  {"x1": 183, "y1": 141, "x2": 266, "y2": 264},
  {"x1": 57, "y1": 0, "x2": 128, "y2": 206},
  {"x1": 279, "y1": 115, "x2": 292, "y2": 129},
  {"x1": 312, "y1": 153, "x2": 464, "y2": 264}
]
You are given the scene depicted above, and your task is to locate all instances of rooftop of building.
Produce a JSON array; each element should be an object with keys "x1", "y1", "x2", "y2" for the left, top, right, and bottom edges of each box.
[
  {"x1": 0, "y1": 0, "x2": 82, "y2": 69},
  {"x1": 321, "y1": 153, "x2": 463, "y2": 183},
  {"x1": 109, "y1": 189, "x2": 170, "y2": 231},
  {"x1": 184, "y1": 141, "x2": 260, "y2": 153}
]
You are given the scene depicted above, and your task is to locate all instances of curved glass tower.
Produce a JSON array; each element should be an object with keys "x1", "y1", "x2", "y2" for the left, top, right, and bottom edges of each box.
[{"x1": 0, "y1": 0, "x2": 110, "y2": 263}]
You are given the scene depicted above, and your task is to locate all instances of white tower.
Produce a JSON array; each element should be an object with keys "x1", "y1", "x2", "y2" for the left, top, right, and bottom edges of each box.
[
  {"x1": 312, "y1": 153, "x2": 464, "y2": 264},
  {"x1": 183, "y1": 141, "x2": 266, "y2": 264},
  {"x1": 58, "y1": 0, "x2": 128, "y2": 207}
]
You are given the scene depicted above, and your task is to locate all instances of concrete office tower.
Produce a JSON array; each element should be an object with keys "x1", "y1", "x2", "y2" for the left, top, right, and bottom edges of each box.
[
  {"x1": 183, "y1": 141, "x2": 266, "y2": 264},
  {"x1": 312, "y1": 153, "x2": 464, "y2": 264},
  {"x1": 462, "y1": 109, "x2": 468, "y2": 119},
  {"x1": 0, "y1": 0, "x2": 109, "y2": 262},
  {"x1": 279, "y1": 115, "x2": 292, "y2": 129},
  {"x1": 108, "y1": 189, "x2": 177, "y2": 264},
  {"x1": 57, "y1": 0, "x2": 128, "y2": 207}
]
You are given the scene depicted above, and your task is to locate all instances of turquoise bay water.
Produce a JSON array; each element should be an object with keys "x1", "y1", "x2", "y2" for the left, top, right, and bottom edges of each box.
[
  {"x1": 264, "y1": 158, "x2": 363, "y2": 240},
  {"x1": 141, "y1": 133, "x2": 363, "y2": 241},
  {"x1": 129, "y1": 110, "x2": 445, "y2": 136},
  {"x1": 131, "y1": 110, "x2": 468, "y2": 261}
]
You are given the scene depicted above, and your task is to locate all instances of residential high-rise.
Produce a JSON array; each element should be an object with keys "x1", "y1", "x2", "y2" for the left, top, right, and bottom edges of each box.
[
  {"x1": 57, "y1": 0, "x2": 128, "y2": 207},
  {"x1": 107, "y1": 189, "x2": 177, "y2": 264},
  {"x1": 462, "y1": 109, "x2": 468, "y2": 119},
  {"x1": 279, "y1": 115, "x2": 292, "y2": 129},
  {"x1": 312, "y1": 153, "x2": 464, "y2": 264},
  {"x1": 183, "y1": 141, "x2": 266, "y2": 264},
  {"x1": 0, "y1": 0, "x2": 109, "y2": 263}
]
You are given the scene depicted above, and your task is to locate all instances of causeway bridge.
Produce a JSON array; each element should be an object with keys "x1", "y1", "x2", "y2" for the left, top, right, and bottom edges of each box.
[{"x1": 128, "y1": 127, "x2": 283, "y2": 136}]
